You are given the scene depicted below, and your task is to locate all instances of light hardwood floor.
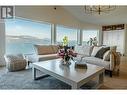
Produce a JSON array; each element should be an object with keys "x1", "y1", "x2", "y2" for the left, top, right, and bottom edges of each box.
[{"x1": 100, "y1": 56, "x2": 127, "y2": 89}]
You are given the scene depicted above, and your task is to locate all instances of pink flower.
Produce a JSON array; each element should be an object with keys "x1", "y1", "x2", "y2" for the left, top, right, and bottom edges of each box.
[{"x1": 58, "y1": 49, "x2": 77, "y2": 59}]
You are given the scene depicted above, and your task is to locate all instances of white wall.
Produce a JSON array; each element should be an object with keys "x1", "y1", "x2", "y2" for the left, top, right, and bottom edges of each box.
[
  {"x1": 15, "y1": 6, "x2": 80, "y2": 28},
  {"x1": 0, "y1": 22, "x2": 6, "y2": 66},
  {"x1": 80, "y1": 22, "x2": 100, "y2": 30}
]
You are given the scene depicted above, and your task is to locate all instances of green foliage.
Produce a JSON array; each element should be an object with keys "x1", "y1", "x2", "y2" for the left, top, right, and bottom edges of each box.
[{"x1": 62, "y1": 36, "x2": 68, "y2": 46}]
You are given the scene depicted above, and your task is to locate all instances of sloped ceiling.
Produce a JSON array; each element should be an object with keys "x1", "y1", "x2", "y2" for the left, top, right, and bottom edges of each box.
[{"x1": 63, "y1": 6, "x2": 127, "y2": 25}]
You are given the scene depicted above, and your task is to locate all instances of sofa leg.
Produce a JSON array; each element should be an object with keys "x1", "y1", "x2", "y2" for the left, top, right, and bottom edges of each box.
[
  {"x1": 117, "y1": 69, "x2": 120, "y2": 76},
  {"x1": 110, "y1": 71, "x2": 112, "y2": 77}
]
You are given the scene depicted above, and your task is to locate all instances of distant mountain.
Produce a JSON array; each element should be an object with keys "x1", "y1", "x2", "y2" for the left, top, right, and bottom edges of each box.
[
  {"x1": 7, "y1": 35, "x2": 40, "y2": 39},
  {"x1": 6, "y1": 35, "x2": 51, "y2": 44}
]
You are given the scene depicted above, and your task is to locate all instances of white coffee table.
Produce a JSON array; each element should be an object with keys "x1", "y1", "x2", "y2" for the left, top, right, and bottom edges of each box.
[{"x1": 32, "y1": 59, "x2": 105, "y2": 89}]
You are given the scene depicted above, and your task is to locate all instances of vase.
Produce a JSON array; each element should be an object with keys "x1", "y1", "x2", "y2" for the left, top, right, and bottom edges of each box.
[{"x1": 61, "y1": 58, "x2": 71, "y2": 65}]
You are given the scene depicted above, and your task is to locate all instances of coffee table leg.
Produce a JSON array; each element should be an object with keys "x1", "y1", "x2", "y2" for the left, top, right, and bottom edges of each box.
[
  {"x1": 92, "y1": 71, "x2": 104, "y2": 89},
  {"x1": 32, "y1": 67, "x2": 36, "y2": 80},
  {"x1": 99, "y1": 72, "x2": 104, "y2": 84},
  {"x1": 95, "y1": 72, "x2": 104, "y2": 88},
  {"x1": 32, "y1": 67, "x2": 50, "y2": 80},
  {"x1": 72, "y1": 83, "x2": 78, "y2": 89}
]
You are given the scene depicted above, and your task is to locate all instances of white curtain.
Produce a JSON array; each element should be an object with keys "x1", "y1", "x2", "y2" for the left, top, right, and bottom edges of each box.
[{"x1": 103, "y1": 30, "x2": 125, "y2": 55}]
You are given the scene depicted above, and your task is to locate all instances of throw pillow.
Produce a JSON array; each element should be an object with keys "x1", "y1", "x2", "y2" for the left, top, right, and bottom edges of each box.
[
  {"x1": 82, "y1": 45, "x2": 94, "y2": 56},
  {"x1": 91, "y1": 46, "x2": 102, "y2": 57},
  {"x1": 103, "y1": 50, "x2": 111, "y2": 61},
  {"x1": 95, "y1": 47, "x2": 110, "y2": 59},
  {"x1": 74, "y1": 45, "x2": 85, "y2": 55}
]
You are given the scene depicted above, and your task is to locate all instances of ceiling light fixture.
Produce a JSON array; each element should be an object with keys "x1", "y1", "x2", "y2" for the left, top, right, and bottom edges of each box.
[{"x1": 84, "y1": 6, "x2": 116, "y2": 15}]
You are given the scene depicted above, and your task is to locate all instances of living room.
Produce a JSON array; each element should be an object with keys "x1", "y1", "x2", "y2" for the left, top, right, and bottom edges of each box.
[{"x1": 0, "y1": 5, "x2": 127, "y2": 91}]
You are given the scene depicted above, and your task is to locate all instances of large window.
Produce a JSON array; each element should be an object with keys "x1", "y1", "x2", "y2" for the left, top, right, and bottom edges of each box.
[
  {"x1": 56, "y1": 25, "x2": 77, "y2": 46},
  {"x1": 5, "y1": 18, "x2": 51, "y2": 54},
  {"x1": 82, "y1": 30, "x2": 99, "y2": 45}
]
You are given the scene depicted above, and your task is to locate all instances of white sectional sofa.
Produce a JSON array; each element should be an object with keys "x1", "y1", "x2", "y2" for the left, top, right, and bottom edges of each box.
[
  {"x1": 74, "y1": 45, "x2": 121, "y2": 77},
  {"x1": 31, "y1": 44, "x2": 120, "y2": 77}
]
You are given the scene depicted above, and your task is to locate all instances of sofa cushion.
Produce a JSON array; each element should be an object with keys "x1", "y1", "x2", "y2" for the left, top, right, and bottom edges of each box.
[
  {"x1": 76, "y1": 54, "x2": 89, "y2": 58},
  {"x1": 38, "y1": 54, "x2": 59, "y2": 61},
  {"x1": 83, "y1": 57, "x2": 110, "y2": 70},
  {"x1": 75, "y1": 45, "x2": 84, "y2": 55},
  {"x1": 91, "y1": 46, "x2": 102, "y2": 57},
  {"x1": 35, "y1": 45, "x2": 54, "y2": 55},
  {"x1": 75, "y1": 45, "x2": 93, "y2": 57},
  {"x1": 95, "y1": 47, "x2": 110, "y2": 59}
]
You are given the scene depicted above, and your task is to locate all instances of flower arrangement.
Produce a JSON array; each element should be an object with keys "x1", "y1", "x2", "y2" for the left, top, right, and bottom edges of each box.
[
  {"x1": 87, "y1": 37, "x2": 98, "y2": 46},
  {"x1": 58, "y1": 46, "x2": 77, "y2": 65},
  {"x1": 62, "y1": 36, "x2": 68, "y2": 46}
]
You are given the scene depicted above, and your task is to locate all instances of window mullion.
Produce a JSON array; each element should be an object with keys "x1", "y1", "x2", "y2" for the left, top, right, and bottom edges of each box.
[{"x1": 51, "y1": 24, "x2": 56, "y2": 44}]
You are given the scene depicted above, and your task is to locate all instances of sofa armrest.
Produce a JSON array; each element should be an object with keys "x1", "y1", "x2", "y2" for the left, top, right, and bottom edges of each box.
[
  {"x1": 109, "y1": 51, "x2": 121, "y2": 71},
  {"x1": 109, "y1": 52, "x2": 115, "y2": 70},
  {"x1": 113, "y1": 52, "x2": 121, "y2": 72},
  {"x1": 24, "y1": 53, "x2": 39, "y2": 62}
]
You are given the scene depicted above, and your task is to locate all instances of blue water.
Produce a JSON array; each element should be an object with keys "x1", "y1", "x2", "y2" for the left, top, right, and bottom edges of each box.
[{"x1": 6, "y1": 43, "x2": 36, "y2": 54}]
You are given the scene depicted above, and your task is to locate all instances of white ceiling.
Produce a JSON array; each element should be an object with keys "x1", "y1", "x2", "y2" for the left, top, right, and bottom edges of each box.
[{"x1": 63, "y1": 6, "x2": 127, "y2": 25}]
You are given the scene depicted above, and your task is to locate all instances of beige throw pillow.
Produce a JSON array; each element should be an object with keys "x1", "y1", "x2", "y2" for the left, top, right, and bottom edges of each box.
[
  {"x1": 91, "y1": 46, "x2": 102, "y2": 56},
  {"x1": 103, "y1": 50, "x2": 111, "y2": 61}
]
